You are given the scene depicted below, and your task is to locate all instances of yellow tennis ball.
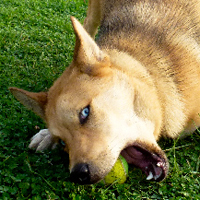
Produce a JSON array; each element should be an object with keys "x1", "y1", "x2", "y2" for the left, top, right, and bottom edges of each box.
[{"x1": 101, "y1": 155, "x2": 128, "y2": 184}]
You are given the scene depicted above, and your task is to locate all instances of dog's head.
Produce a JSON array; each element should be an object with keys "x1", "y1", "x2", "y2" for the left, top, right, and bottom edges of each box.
[{"x1": 10, "y1": 17, "x2": 169, "y2": 184}]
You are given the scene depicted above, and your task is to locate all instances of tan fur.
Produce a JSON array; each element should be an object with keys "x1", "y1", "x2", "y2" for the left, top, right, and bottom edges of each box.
[{"x1": 10, "y1": 0, "x2": 200, "y2": 184}]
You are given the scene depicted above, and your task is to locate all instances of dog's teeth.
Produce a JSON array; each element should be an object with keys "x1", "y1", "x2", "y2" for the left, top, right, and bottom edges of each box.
[
  {"x1": 154, "y1": 174, "x2": 160, "y2": 180},
  {"x1": 146, "y1": 171, "x2": 154, "y2": 180},
  {"x1": 157, "y1": 162, "x2": 162, "y2": 167},
  {"x1": 154, "y1": 170, "x2": 163, "y2": 180}
]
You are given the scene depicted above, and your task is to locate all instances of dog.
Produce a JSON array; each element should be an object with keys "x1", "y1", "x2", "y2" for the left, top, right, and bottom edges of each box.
[{"x1": 10, "y1": 0, "x2": 200, "y2": 184}]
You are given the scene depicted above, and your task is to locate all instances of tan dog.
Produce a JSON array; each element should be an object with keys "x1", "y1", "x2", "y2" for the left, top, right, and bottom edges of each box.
[{"x1": 10, "y1": 0, "x2": 200, "y2": 184}]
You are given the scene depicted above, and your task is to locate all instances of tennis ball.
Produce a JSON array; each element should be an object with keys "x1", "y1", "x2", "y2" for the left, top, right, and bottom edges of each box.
[{"x1": 101, "y1": 155, "x2": 128, "y2": 184}]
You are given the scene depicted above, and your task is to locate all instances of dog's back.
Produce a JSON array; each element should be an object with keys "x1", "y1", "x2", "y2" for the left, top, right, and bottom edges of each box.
[{"x1": 96, "y1": 0, "x2": 200, "y2": 137}]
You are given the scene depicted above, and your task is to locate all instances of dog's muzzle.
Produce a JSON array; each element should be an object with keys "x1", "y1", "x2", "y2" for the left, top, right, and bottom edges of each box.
[{"x1": 70, "y1": 163, "x2": 91, "y2": 184}]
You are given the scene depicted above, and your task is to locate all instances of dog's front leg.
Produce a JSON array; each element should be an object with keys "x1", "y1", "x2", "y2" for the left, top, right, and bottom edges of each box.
[
  {"x1": 29, "y1": 129, "x2": 57, "y2": 151},
  {"x1": 84, "y1": 0, "x2": 101, "y2": 38}
]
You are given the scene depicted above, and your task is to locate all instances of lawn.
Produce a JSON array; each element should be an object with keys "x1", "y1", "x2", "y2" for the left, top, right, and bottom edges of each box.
[{"x1": 0, "y1": 0, "x2": 199, "y2": 199}]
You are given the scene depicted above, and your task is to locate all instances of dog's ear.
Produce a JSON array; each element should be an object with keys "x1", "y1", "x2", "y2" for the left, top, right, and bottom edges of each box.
[
  {"x1": 71, "y1": 16, "x2": 110, "y2": 75},
  {"x1": 9, "y1": 87, "x2": 47, "y2": 119}
]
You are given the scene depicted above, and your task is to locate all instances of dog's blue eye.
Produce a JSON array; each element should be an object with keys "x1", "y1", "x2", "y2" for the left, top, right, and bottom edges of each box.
[
  {"x1": 82, "y1": 107, "x2": 89, "y2": 117},
  {"x1": 79, "y1": 106, "x2": 90, "y2": 124}
]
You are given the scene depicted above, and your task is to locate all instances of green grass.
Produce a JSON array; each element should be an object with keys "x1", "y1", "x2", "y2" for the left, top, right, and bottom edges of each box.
[{"x1": 0, "y1": 0, "x2": 199, "y2": 199}]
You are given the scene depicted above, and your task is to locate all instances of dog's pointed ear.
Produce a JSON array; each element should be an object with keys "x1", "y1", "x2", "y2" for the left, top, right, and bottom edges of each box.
[
  {"x1": 9, "y1": 87, "x2": 47, "y2": 119},
  {"x1": 71, "y1": 16, "x2": 110, "y2": 75}
]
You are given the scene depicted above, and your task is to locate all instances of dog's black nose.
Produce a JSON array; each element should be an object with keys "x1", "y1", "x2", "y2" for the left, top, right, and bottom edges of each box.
[{"x1": 70, "y1": 163, "x2": 90, "y2": 184}]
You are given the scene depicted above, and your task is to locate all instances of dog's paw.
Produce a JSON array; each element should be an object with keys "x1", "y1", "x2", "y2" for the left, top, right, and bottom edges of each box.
[{"x1": 29, "y1": 129, "x2": 57, "y2": 151}]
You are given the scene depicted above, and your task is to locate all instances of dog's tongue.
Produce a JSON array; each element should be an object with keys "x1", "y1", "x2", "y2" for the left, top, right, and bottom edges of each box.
[{"x1": 121, "y1": 145, "x2": 167, "y2": 181}]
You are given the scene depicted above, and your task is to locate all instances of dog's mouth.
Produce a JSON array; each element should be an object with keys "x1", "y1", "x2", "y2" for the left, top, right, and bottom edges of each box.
[{"x1": 121, "y1": 142, "x2": 169, "y2": 181}]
